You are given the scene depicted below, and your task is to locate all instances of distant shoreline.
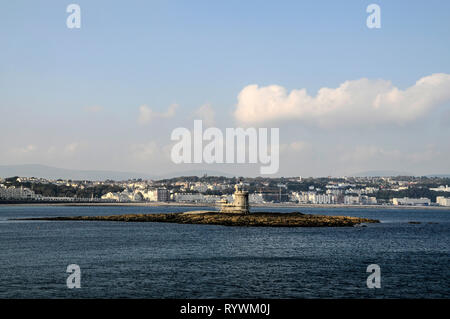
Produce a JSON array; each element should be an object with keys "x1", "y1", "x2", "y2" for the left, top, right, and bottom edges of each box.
[{"x1": 1, "y1": 201, "x2": 450, "y2": 210}]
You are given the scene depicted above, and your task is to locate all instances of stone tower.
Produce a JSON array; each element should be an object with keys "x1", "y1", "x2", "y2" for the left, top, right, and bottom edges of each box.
[{"x1": 219, "y1": 184, "x2": 249, "y2": 214}]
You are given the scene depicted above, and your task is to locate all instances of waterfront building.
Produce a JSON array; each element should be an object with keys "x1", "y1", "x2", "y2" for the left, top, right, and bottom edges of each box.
[
  {"x1": 173, "y1": 193, "x2": 204, "y2": 202},
  {"x1": 155, "y1": 188, "x2": 169, "y2": 202},
  {"x1": 0, "y1": 186, "x2": 36, "y2": 200},
  {"x1": 392, "y1": 197, "x2": 431, "y2": 206},
  {"x1": 360, "y1": 195, "x2": 377, "y2": 205},
  {"x1": 173, "y1": 193, "x2": 228, "y2": 203},
  {"x1": 249, "y1": 193, "x2": 265, "y2": 204},
  {"x1": 101, "y1": 191, "x2": 132, "y2": 202},
  {"x1": 139, "y1": 188, "x2": 170, "y2": 202},
  {"x1": 436, "y1": 196, "x2": 450, "y2": 206},
  {"x1": 290, "y1": 191, "x2": 335, "y2": 204},
  {"x1": 344, "y1": 195, "x2": 360, "y2": 205}
]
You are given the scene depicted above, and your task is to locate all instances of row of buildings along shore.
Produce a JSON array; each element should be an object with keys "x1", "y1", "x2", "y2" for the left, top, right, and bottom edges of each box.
[
  {"x1": 0, "y1": 185, "x2": 103, "y2": 202},
  {"x1": 1, "y1": 176, "x2": 450, "y2": 207}
]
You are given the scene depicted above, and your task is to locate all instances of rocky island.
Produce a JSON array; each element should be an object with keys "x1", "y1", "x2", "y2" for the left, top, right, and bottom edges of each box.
[{"x1": 17, "y1": 212, "x2": 379, "y2": 227}]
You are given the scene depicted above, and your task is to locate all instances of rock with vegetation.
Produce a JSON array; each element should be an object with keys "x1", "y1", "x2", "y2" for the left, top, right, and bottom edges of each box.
[{"x1": 17, "y1": 212, "x2": 379, "y2": 227}]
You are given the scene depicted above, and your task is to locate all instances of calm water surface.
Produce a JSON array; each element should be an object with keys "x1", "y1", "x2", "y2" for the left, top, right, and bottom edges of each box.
[{"x1": 0, "y1": 205, "x2": 449, "y2": 298}]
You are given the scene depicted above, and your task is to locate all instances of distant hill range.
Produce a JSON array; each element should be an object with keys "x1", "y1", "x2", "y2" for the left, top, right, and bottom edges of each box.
[
  {"x1": 159, "y1": 170, "x2": 235, "y2": 179},
  {"x1": 354, "y1": 170, "x2": 450, "y2": 178},
  {"x1": 0, "y1": 164, "x2": 154, "y2": 181},
  {"x1": 1, "y1": 164, "x2": 447, "y2": 180},
  {"x1": 0, "y1": 164, "x2": 235, "y2": 181},
  {"x1": 425, "y1": 174, "x2": 450, "y2": 178},
  {"x1": 354, "y1": 170, "x2": 413, "y2": 177}
]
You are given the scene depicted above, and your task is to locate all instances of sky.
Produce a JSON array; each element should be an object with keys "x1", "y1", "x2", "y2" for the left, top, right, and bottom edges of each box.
[{"x1": 1, "y1": 0, "x2": 450, "y2": 177}]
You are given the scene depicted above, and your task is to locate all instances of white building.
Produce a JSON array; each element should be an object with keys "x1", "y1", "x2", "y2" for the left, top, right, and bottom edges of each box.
[
  {"x1": 173, "y1": 193, "x2": 204, "y2": 202},
  {"x1": 343, "y1": 195, "x2": 377, "y2": 205},
  {"x1": 173, "y1": 193, "x2": 232, "y2": 203},
  {"x1": 102, "y1": 188, "x2": 170, "y2": 202},
  {"x1": 326, "y1": 189, "x2": 344, "y2": 196},
  {"x1": 141, "y1": 188, "x2": 169, "y2": 202},
  {"x1": 360, "y1": 195, "x2": 377, "y2": 205},
  {"x1": 344, "y1": 195, "x2": 360, "y2": 205},
  {"x1": 190, "y1": 183, "x2": 208, "y2": 193},
  {"x1": 430, "y1": 185, "x2": 450, "y2": 192},
  {"x1": 43, "y1": 196, "x2": 76, "y2": 202},
  {"x1": 312, "y1": 193, "x2": 334, "y2": 204},
  {"x1": 436, "y1": 196, "x2": 450, "y2": 206},
  {"x1": 345, "y1": 187, "x2": 379, "y2": 195},
  {"x1": 291, "y1": 192, "x2": 335, "y2": 204},
  {"x1": 101, "y1": 191, "x2": 133, "y2": 202},
  {"x1": 0, "y1": 186, "x2": 36, "y2": 200},
  {"x1": 249, "y1": 193, "x2": 265, "y2": 204},
  {"x1": 392, "y1": 197, "x2": 431, "y2": 206}
]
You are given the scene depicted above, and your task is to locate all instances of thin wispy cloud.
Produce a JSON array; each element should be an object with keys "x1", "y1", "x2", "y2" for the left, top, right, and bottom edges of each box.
[
  {"x1": 83, "y1": 105, "x2": 104, "y2": 113},
  {"x1": 193, "y1": 103, "x2": 216, "y2": 127},
  {"x1": 138, "y1": 104, "x2": 178, "y2": 125}
]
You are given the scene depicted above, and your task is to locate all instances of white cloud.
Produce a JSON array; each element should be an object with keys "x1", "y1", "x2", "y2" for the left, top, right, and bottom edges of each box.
[
  {"x1": 138, "y1": 103, "x2": 178, "y2": 125},
  {"x1": 234, "y1": 73, "x2": 450, "y2": 127},
  {"x1": 193, "y1": 103, "x2": 216, "y2": 127}
]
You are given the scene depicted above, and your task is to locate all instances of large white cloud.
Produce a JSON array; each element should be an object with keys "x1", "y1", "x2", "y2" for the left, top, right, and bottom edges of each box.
[{"x1": 234, "y1": 73, "x2": 450, "y2": 127}]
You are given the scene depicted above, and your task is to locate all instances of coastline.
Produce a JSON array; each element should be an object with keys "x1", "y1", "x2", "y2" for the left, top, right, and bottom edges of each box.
[{"x1": 1, "y1": 201, "x2": 450, "y2": 210}]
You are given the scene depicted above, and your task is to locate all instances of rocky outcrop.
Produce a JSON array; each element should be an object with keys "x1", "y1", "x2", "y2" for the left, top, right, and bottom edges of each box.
[{"x1": 18, "y1": 212, "x2": 379, "y2": 227}]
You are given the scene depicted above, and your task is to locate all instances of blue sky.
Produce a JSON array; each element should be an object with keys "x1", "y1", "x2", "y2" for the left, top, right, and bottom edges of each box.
[{"x1": 1, "y1": 1, "x2": 450, "y2": 177}]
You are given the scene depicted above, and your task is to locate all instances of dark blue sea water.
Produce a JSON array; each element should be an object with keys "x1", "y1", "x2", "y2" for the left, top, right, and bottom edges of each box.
[{"x1": 0, "y1": 205, "x2": 449, "y2": 298}]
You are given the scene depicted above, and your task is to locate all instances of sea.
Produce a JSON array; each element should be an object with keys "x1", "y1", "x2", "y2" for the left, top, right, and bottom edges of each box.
[{"x1": 0, "y1": 205, "x2": 449, "y2": 298}]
